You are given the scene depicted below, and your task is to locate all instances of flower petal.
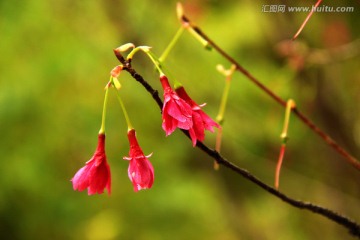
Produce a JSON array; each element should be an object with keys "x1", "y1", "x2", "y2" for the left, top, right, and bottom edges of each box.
[
  {"x1": 72, "y1": 162, "x2": 93, "y2": 191},
  {"x1": 88, "y1": 160, "x2": 111, "y2": 195}
]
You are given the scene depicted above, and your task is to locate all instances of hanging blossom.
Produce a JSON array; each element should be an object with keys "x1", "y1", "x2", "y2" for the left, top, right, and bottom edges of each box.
[
  {"x1": 72, "y1": 134, "x2": 111, "y2": 195},
  {"x1": 176, "y1": 86, "x2": 220, "y2": 146},
  {"x1": 160, "y1": 74, "x2": 193, "y2": 136},
  {"x1": 124, "y1": 129, "x2": 154, "y2": 192}
]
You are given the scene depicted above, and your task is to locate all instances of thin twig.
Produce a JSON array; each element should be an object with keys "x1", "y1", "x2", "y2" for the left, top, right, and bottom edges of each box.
[
  {"x1": 113, "y1": 52, "x2": 360, "y2": 238},
  {"x1": 179, "y1": 14, "x2": 360, "y2": 172},
  {"x1": 292, "y1": 0, "x2": 323, "y2": 40}
]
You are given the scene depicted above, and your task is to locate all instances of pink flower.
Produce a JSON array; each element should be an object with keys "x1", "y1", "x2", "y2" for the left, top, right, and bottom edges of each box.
[
  {"x1": 160, "y1": 75, "x2": 193, "y2": 136},
  {"x1": 71, "y1": 134, "x2": 111, "y2": 195},
  {"x1": 124, "y1": 129, "x2": 154, "y2": 192},
  {"x1": 176, "y1": 86, "x2": 220, "y2": 146}
]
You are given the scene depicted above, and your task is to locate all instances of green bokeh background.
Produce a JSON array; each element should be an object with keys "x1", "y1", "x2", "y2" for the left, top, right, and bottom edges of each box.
[{"x1": 1, "y1": 0, "x2": 360, "y2": 239}]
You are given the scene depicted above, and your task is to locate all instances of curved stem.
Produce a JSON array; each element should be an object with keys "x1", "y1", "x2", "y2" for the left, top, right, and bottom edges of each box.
[
  {"x1": 146, "y1": 50, "x2": 164, "y2": 74},
  {"x1": 129, "y1": 47, "x2": 165, "y2": 75}
]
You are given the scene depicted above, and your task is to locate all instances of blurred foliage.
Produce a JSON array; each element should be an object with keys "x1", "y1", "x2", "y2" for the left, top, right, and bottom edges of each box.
[{"x1": 1, "y1": 0, "x2": 360, "y2": 239}]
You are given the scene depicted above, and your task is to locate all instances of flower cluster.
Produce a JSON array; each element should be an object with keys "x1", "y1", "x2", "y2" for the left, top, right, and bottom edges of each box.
[
  {"x1": 71, "y1": 129, "x2": 154, "y2": 195},
  {"x1": 71, "y1": 64, "x2": 155, "y2": 195},
  {"x1": 71, "y1": 45, "x2": 219, "y2": 196}
]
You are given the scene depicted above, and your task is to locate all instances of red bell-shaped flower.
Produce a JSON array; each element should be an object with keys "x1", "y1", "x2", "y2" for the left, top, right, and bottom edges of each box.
[
  {"x1": 124, "y1": 129, "x2": 154, "y2": 192},
  {"x1": 72, "y1": 134, "x2": 111, "y2": 195},
  {"x1": 176, "y1": 86, "x2": 220, "y2": 146}
]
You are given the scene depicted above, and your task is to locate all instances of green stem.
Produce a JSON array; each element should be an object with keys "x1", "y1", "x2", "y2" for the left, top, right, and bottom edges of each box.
[
  {"x1": 216, "y1": 77, "x2": 232, "y2": 124},
  {"x1": 127, "y1": 47, "x2": 141, "y2": 60},
  {"x1": 146, "y1": 51, "x2": 164, "y2": 74},
  {"x1": 280, "y1": 99, "x2": 296, "y2": 142},
  {"x1": 275, "y1": 99, "x2": 296, "y2": 189},
  {"x1": 214, "y1": 74, "x2": 232, "y2": 170},
  {"x1": 159, "y1": 27, "x2": 184, "y2": 63},
  {"x1": 214, "y1": 127, "x2": 223, "y2": 170},
  {"x1": 128, "y1": 47, "x2": 165, "y2": 75},
  {"x1": 187, "y1": 27, "x2": 211, "y2": 50},
  {"x1": 99, "y1": 87, "x2": 110, "y2": 134},
  {"x1": 113, "y1": 86, "x2": 133, "y2": 131}
]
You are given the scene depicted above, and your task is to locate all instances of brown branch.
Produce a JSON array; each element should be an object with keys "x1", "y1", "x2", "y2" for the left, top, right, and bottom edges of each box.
[
  {"x1": 113, "y1": 51, "x2": 360, "y2": 238},
  {"x1": 180, "y1": 14, "x2": 360, "y2": 172}
]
